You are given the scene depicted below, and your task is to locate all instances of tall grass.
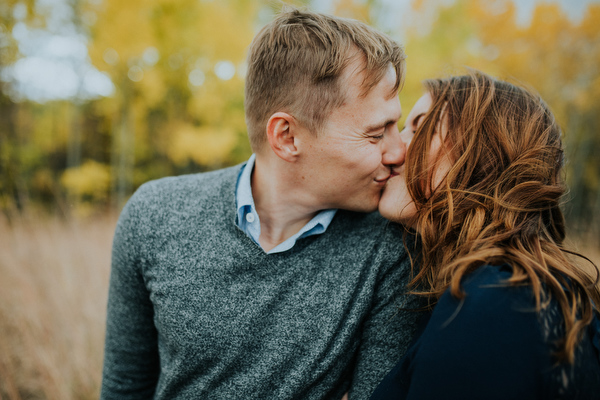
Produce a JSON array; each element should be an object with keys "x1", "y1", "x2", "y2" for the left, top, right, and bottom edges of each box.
[
  {"x1": 0, "y1": 213, "x2": 597, "y2": 399},
  {"x1": 0, "y1": 214, "x2": 116, "y2": 400}
]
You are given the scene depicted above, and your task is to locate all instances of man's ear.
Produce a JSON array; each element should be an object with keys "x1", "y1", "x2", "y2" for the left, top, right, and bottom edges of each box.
[{"x1": 266, "y1": 112, "x2": 300, "y2": 162}]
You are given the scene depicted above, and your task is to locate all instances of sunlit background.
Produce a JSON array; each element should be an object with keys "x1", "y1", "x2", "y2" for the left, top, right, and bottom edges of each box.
[{"x1": 1, "y1": 0, "x2": 599, "y2": 398}]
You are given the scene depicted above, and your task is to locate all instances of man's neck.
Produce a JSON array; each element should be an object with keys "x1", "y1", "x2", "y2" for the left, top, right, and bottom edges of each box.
[{"x1": 251, "y1": 156, "x2": 320, "y2": 252}]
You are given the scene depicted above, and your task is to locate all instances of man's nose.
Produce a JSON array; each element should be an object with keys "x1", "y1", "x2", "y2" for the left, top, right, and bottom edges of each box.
[{"x1": 382, "y1": 129, "x2": 407, "y2": 167}]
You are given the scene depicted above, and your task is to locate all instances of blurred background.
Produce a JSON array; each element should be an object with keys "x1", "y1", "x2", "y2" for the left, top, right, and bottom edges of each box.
[{"x1": 1, "y1": 0, "x2": 599, "y2": 398}]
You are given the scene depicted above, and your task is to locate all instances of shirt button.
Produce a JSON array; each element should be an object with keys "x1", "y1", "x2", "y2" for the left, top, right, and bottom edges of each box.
[{"x1": 246, "y1": 213, "x2": 255, "y2": 223}]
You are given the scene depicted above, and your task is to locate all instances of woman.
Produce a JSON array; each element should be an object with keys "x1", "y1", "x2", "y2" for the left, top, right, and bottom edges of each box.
[{"x1": 372, "y1": 71, "x2": 600, "y2": 399}]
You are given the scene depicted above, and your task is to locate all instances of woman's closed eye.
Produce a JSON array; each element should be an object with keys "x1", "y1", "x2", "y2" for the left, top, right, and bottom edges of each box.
[{"x1": 412, "y1": 114, "x2": 425, "y2": 131}]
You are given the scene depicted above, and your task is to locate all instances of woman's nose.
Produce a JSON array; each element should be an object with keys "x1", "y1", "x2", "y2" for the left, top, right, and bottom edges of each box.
[{"x1": 382, "y1": 129, "x2": 407, "y2": 167}]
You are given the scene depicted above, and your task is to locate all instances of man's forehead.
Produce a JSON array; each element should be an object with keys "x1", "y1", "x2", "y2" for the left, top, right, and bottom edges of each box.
[{"x1": 340, "y1": 58, "x2": 398, "y2": 101}]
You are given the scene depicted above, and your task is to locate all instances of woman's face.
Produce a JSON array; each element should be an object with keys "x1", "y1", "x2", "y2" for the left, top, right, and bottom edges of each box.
[{"x1": 378, "y1": 92, "x2": 452, "y2": 227}]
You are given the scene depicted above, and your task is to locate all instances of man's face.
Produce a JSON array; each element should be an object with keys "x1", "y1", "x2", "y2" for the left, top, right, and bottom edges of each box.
[{"x1": 299, "y1": 57, "x2": 404, "y2": 212}]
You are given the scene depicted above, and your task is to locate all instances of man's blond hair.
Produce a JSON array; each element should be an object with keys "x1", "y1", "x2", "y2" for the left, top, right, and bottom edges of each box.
[{"x1": 244, "y1": 8, "x2": 405, "y2": 151}]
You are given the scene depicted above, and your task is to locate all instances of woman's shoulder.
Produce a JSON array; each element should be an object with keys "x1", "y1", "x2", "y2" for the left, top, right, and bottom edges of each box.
[
  {"x1": 434, "y1": 264, "x2": 537, "y2": 324},
  {"x1": 456, "y1": 263, "x2": 515, "y2": 293},
  {"x1": 371, "y1": 264, "x2": 600, "y2": 399},
  {"x1": 432, "y1": 263, "x2": 568, "y2": 352},
  {"x1": 383, "y1": 265, "x2": 549, "y2": 399},
  {"x1": 426, "y1": 264, "x2": 600, "y2": 398},
  {"x1": 430, "y1": 264, "x2": 539, "y2": 333}
]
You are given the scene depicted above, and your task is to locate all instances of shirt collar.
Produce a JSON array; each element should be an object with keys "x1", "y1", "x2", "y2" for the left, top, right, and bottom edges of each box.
[
  {"x1": 236, "y1": 154, "x2": 257, "y2": 218},
  {"x1": 235, "y1": 154, "x2": 337, "y2": 254}
]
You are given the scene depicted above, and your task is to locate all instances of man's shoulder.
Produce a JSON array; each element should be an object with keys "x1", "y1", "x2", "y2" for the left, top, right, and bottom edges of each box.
[
  {"x1": 140, "y1": 164, "x2": 242, "y2": 195},
  {"x1": 128, "y1": 164, "x2": 243, "y2": 209}
]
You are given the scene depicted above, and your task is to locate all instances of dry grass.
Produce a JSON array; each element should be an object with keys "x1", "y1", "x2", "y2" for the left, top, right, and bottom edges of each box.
[
  {"x1": 0, "y1": 214, "x2": 116, "y2": 400},
  {"x1": 0, "y1": 213, "x2": 597, "y2": 399}
]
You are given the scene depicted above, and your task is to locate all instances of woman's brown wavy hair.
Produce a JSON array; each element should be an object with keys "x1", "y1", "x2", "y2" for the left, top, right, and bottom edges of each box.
[{"x1": 405, "y1": 70, "x2": 600, "y2": 363}]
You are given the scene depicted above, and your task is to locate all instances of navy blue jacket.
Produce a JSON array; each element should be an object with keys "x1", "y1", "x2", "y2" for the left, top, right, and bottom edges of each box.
[{"x1": 371, "y1": 264, "x2": 600, "y2": 399}]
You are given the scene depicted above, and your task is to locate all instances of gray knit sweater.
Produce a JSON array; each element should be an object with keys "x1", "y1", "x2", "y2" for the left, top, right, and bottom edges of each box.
[{"x1": 101, "y1": 164, "x2": 422, "y2": 400}]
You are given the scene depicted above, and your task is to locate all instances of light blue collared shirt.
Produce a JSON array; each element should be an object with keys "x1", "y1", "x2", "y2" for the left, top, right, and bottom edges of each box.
[{"x1": 235, "y1": 154, "x2": 337, "y2": 254}]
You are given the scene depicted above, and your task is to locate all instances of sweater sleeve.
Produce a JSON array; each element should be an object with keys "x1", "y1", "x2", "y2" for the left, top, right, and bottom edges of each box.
[
  {"x1": 101, "y1": 187, "x2": 161, "y2": 399},
  {"x1": 402, "y1": 265, "x2": 548, "y2": 400},
  {"x1": 348, "y1": 239, "x2": 423, "y2": 399}
]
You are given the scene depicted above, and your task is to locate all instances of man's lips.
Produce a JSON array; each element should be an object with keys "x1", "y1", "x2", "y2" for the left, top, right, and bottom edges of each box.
[
  {"x1": 375, "y1": 175, "x2": 392, "y2": 184},
  {"x1": 375, "y1": 170, "x2": 400, "y2": 184}
]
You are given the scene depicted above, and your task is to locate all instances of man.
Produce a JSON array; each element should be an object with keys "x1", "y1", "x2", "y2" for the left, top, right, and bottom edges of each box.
[{"x1": 101, "y1": 8, "x2": 420, "y2": 400}]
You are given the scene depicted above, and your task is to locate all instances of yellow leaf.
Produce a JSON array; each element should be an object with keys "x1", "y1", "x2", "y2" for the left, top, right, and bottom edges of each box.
[
  {"x1": 60, "y1": 160, "x2": 111, "y2": 201},
  {"x1": 167, "y1": 123, "x2": 237, "y2": 167}
]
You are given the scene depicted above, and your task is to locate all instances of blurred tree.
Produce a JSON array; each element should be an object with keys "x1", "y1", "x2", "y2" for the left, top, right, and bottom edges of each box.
[
  {"x1": 61, "y1": 159, "x2": 111, "y2": 216},
  {"x1": 0, "y1": 0, "x2": 40, "y2": 214},
  {"x1": 85, "y1": 0, "x2": 267, "y2": 208}
]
